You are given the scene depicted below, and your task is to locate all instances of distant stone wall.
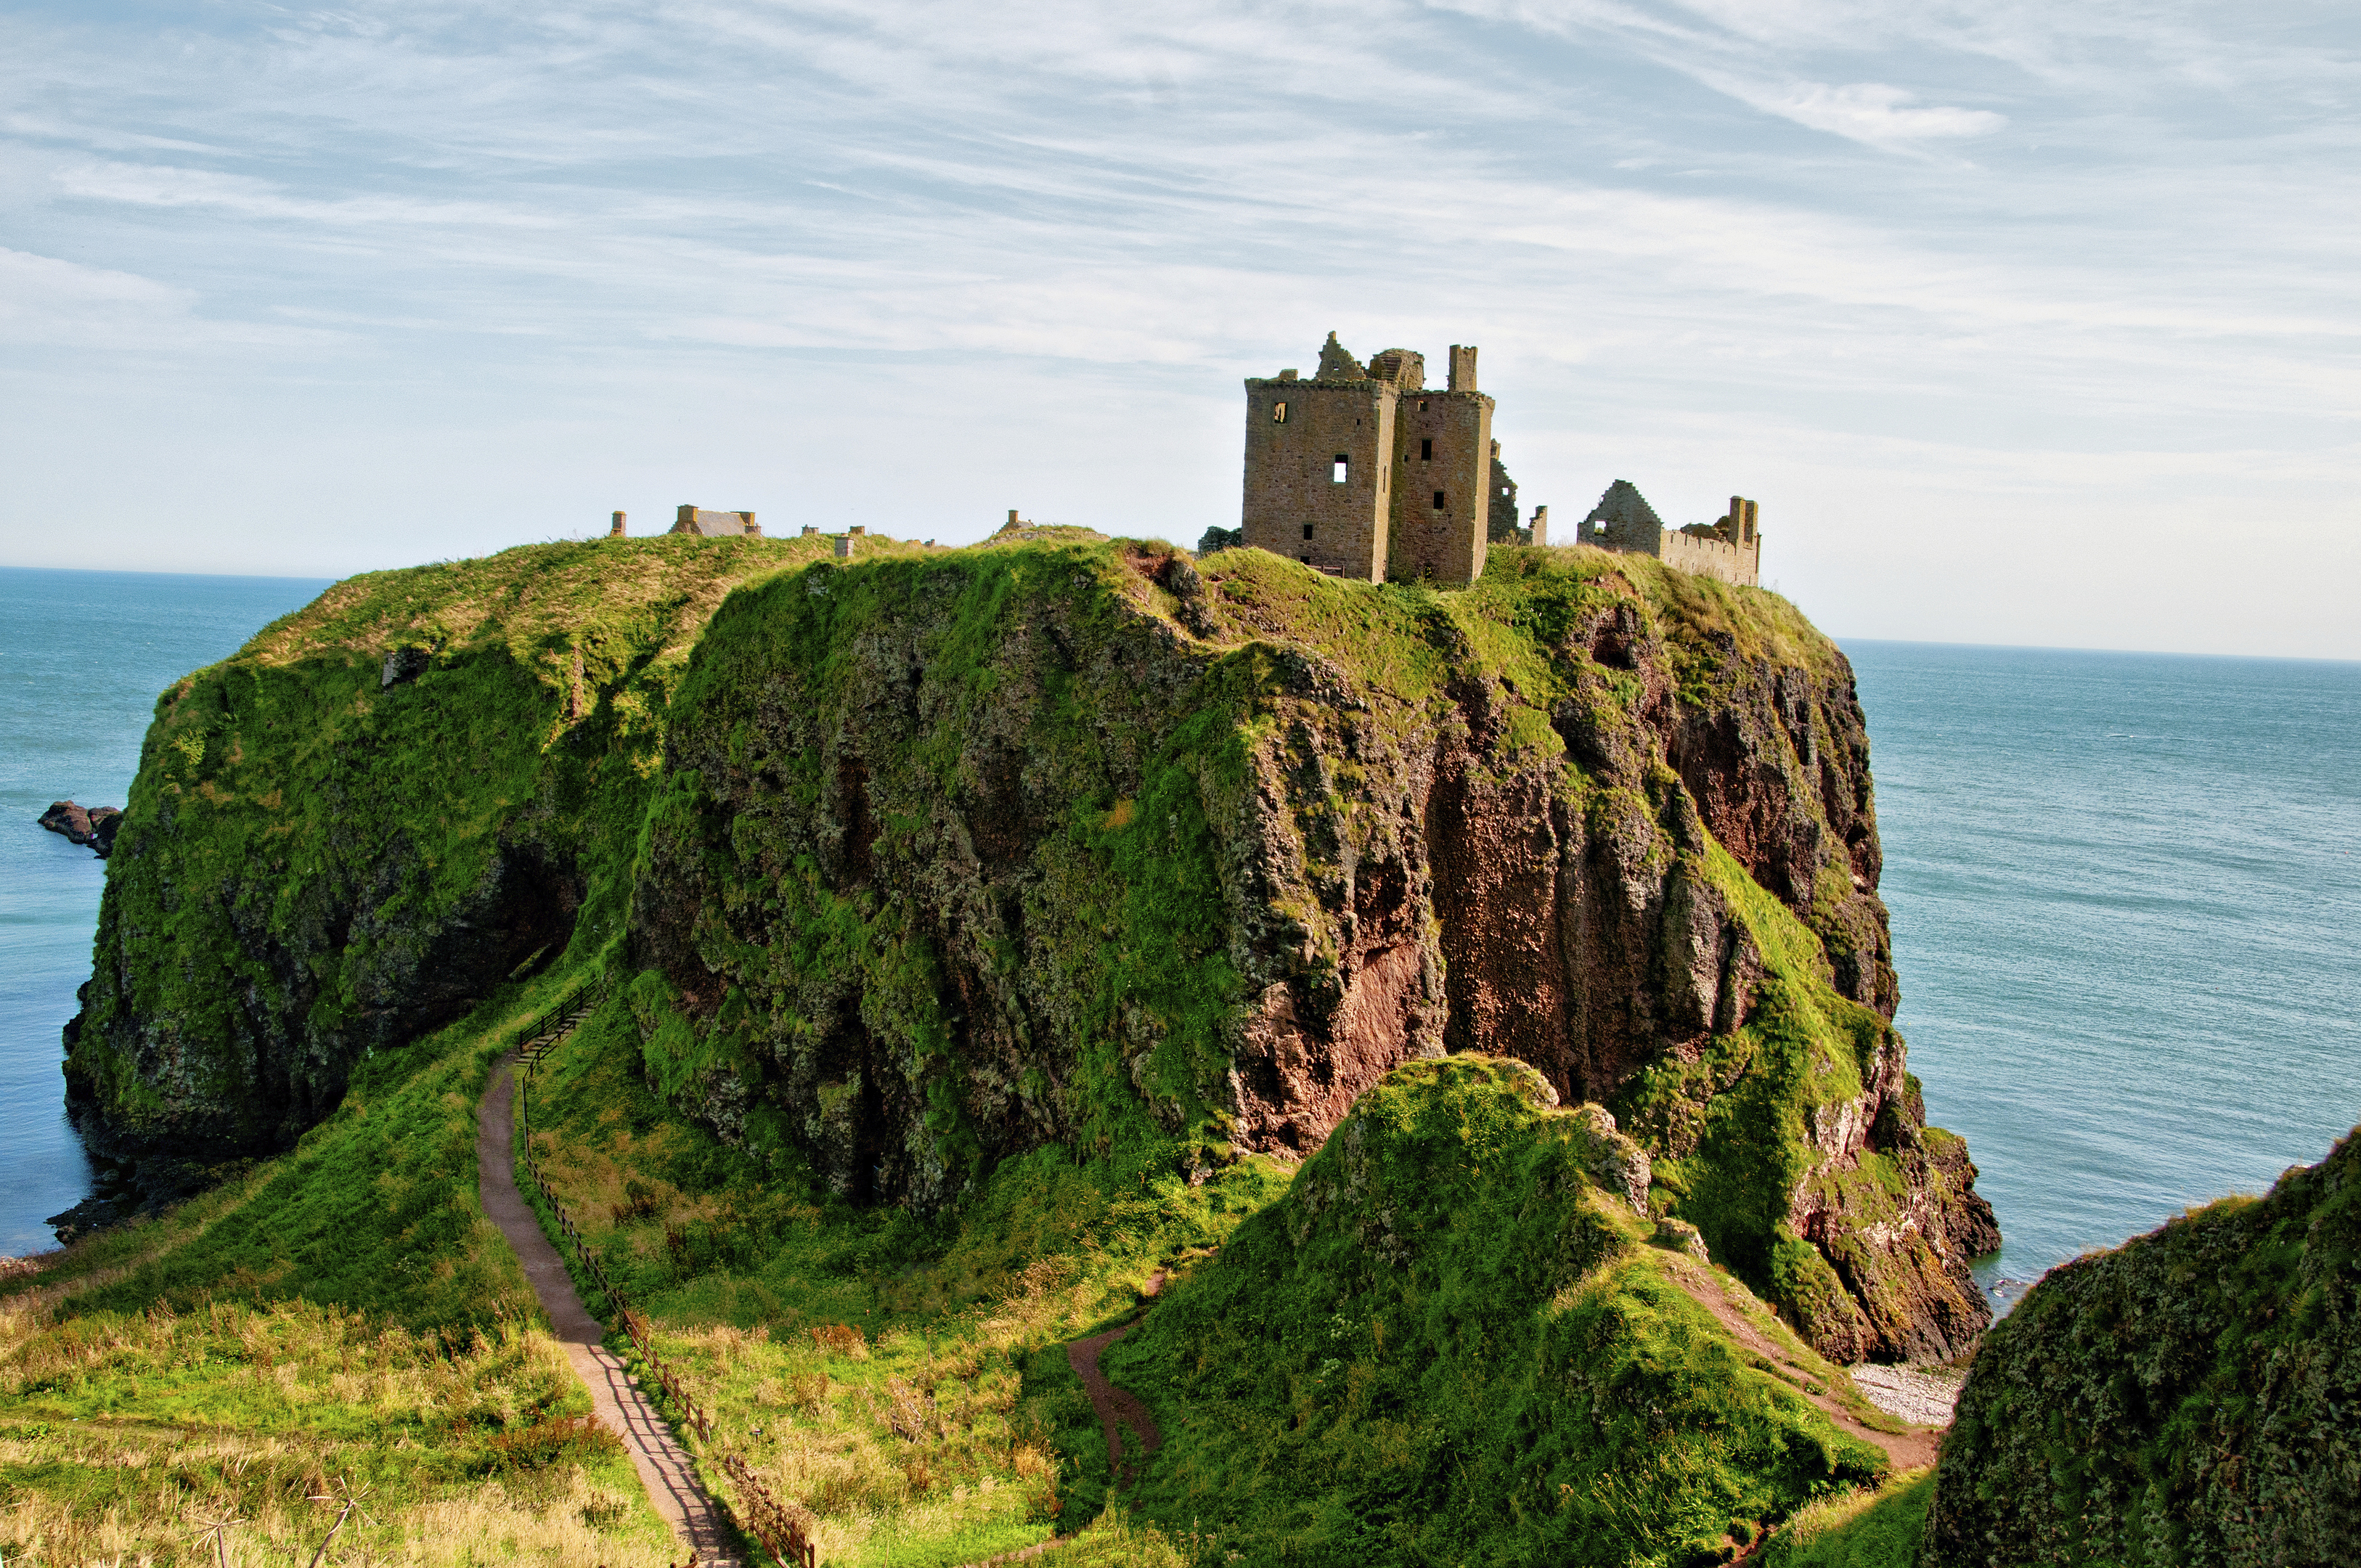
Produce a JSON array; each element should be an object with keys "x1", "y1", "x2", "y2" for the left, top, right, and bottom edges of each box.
[
  {"x1": 1578, "y1": 481, "x2": 1761, "y2": 587},
  {"x1": 1659, "y1": 528, "x2": 1760, "y2": 587},
  {"x1": 1487, "y1": 445, "x2": 1520, "y2": 544},
  {"x1": 672, "y1": 506, "x2": 761, "y2": 538}
]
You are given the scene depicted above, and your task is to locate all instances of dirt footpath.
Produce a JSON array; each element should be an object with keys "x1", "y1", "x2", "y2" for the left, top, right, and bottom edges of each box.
[
  {"x1": 477, "y1": 1057, "x2": 741, "y2": 1564},
  {"x1": 1657, "y1": 1254, "x2": 1941, "y2": 1471}
]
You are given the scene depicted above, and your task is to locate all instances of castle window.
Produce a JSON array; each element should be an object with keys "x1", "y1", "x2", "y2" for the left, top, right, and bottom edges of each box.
[
  {"x1": 1273, "y1": 401, "x2": 1289, "y2": 423},
  {"x1": 1421, "y1": 438, "x2": 1432, "y2": 461},
  {"x1": 1419, "y1": 399, "x2": 1429, "y2": 412},
  {"x1": 1332, "y1": 456, "x2": 1350, "y2": 483},
  {"x1": 1432, "y1": 490, "x2": 1446, "y2": 511},
  {"x1": 1302, "y1": 523, "x2": 1314, "y2": 541}
]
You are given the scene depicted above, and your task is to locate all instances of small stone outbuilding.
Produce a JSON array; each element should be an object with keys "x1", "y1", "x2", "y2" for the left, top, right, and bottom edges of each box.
[{"x1": 669, "y1": 505, "x2": 762, "y2": 538}]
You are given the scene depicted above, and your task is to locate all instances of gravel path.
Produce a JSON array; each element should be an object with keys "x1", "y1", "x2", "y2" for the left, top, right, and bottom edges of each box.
[{"x1": 477, "y1": 1057, "x2": 741, "y2": 1564}]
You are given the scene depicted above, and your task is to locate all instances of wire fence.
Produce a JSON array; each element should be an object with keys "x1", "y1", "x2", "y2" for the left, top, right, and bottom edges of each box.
[{"x1": 515, "y1": 979, "x2": 822, "y2": 1568}]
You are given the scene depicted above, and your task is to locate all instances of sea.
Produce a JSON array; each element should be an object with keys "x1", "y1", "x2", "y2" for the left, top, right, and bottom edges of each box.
[
  {"x1": 2, "y1": 570, "x2": 2357, "y2": 1305},
  {"x1": 0, "y1": 567, "x2": 329, "y2": 1255}
]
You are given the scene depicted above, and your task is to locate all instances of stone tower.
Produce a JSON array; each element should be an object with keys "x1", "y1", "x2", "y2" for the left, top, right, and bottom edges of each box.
[{"x1": 1240, "y1": 332, "x2": 1495, "y2": 585}]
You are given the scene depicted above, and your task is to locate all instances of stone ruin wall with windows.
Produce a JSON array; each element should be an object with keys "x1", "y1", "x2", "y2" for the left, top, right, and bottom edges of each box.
[
  {"x1": 1239, "y1": 332, "x2": 1761, "y2": 589},
  {"x1": 1240, "y1": 334, "x2": 1495, "y2": 586},
  {"x1": 1581, "y1": 478, "x2": 1762, "y2": 589}
]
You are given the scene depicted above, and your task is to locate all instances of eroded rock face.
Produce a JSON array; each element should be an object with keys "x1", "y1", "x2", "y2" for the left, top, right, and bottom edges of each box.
[
  {"x1": 629, "y1": 541, "x2": 1994, "y2": 1359},
  {"x1": 63, "y1": 536, "x2": 813, "y2": 1178}
]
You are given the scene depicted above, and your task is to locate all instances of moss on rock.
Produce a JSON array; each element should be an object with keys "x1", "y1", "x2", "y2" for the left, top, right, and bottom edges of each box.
[
  {"x1": 1925, "y1": 1127, "x2": 2361, "y2": 1566},
  {"x1": 1104, "y1": 1055, "x2": 1891, "y2": 1566},
  {"x1": 72, "y1": 532, "x2": 1992, "y2": 1362}
]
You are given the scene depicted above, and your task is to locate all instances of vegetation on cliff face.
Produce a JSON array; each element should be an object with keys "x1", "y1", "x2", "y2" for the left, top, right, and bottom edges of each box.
[
  {"x1": 69, "y1": 531, "x2": 1991, "y2": 1363},
  {"x1": 1103, "y1": 1055, "x2": 1893, "y2": 1566},
  {"x1": 1925, "y1": 1124, "x2": 2361, "y2": 1567},
  {"x1": 627, "y1": 535, "x2": 1992, "y2": 1360},
  {"x1": 512, "y1": 981, "x2": 1288, "y2": 1565},
  {"x1": 64, "y1": 533, "x2": 889, "y2": 1171}
]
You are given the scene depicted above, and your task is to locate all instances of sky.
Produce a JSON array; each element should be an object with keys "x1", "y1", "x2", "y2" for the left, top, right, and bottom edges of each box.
[{"x1": 1, "y1": 1, "x2": 2356, "y2": 658}]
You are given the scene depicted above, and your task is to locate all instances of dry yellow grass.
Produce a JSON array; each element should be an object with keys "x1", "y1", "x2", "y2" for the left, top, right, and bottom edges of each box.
[{"x1": 0, "y1": 1294, "x2": 674, "y2": 1564}]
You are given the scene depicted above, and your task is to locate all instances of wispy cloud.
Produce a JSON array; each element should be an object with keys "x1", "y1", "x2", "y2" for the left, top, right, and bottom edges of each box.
[
  {"x1": 0, "y1": 0, "x2": 2357, "y2": 650},
  {"x1": 1729, "y1": 80, "x2": 2005, "y2": 147}
]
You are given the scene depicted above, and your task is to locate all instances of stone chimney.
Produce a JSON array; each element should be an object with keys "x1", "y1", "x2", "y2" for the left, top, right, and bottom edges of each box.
[
  {"x1": 609, "y1": 510, "x2": 626, "y2": 538},
  {"x1": 1530, "y1": 505, "x2": 1548, "y2": 546},
  {"x1": 1447, "y1": 344, "x2": 1478, "y2": 392}
]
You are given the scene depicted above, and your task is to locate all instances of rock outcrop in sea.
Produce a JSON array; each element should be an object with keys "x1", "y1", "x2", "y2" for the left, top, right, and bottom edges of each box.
[
  {"x1": 39, "y1": 799, "x2": 122, "y2": 857},
  {"x1": 63, "y1": 530, "x2": 1994, "y2": 1361}
]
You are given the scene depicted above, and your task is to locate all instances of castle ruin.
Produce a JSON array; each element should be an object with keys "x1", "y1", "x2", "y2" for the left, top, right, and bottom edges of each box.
[
  {"x1": 1581, "y1": 480, "x2": 1761, "y2": 587},
  {"x1": 669, "y1": 505, "x2": 762, "y2": 538},
  {"x1": 1239, "y1": 332, "x2": 1758, "y2": 588},
  {"x1": 1240, "y1": 334, "x2": 1514, "y2": 585}
]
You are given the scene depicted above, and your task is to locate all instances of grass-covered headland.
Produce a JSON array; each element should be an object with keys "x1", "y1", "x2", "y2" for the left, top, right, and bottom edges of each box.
[{"x1": 13, "y1": 530, "x2": 2002, "y2": 1563}]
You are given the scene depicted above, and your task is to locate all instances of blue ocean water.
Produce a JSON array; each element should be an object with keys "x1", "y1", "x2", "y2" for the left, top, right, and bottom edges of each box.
[
  {"x1": 1851, "y1": 642, "x2": 2361, "y2": 1298},
  {"x1": 1, "y1": 577, "x2": 2355, "y2": 1291},
  {"x1": 0, "y1": 567, "x2": 327, "y2": 1257}
]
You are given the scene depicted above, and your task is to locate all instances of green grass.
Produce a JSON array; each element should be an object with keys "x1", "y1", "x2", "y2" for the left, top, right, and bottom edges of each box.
[
  {"x1": 1927, "y1": 1127, "x2": 2361, "y2": 1564},
  {"x1": 23, "y1": 528, "x2": 1968, "y2": 1564},
  {"x1": 69, "y1": 533, "x2": 886, "y2": 1153},
  {"x1": 0, "y1": 979, "x2": 678, "y2": 1564},
  {"x1": 1104, "y1": 1055, "x2": 1888, "y2": 1567},
  {"x1": 1763, "y1": 1471, "x2": 1930, "y2": 1567},
  {"x1": 518, "y1": 987, "x2": 1289, "y2": 1566}
]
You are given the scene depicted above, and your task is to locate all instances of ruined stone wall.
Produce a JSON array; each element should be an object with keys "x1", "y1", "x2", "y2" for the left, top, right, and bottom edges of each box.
[
  {"x1": 1659, "y1": 528, "x2": 1760, "y2": 587},
  {"x1": 672, "y1": 507, "x2": 759, "y2": 538},
  {"x1": 1387, "y1": 388, "x2": 1491, "y2": 584},
  {"x1": 1487, "y1": 446, "x2": 1520, "y2": 544},
  {"x1": 1241, "y1": 377, "x2": 1395, "y2": 581}
]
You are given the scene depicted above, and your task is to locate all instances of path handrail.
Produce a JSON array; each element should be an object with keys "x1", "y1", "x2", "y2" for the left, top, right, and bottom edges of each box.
[{"x1": 514, "y1": 983, "x2": 820, "y2": 1568}]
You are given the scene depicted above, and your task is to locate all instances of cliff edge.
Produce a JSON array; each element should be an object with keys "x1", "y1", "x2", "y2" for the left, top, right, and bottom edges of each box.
[
  {"x1": 629, "y1": 534, "x2": 1994, "y2": 1361},
  {"x1": 68, "y1": 532, "x2": 1994, "y2": 1362}
]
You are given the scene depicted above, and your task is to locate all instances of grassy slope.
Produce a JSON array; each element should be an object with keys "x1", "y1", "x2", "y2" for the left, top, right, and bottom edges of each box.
[
  {"x1": 1764, "y1": 1473, "x2": 1933, "y2": 1567},
  {"x1": 1, "y1": 979, "x2": 677, "y2": 1564},
  {"x1": 1926, "y1": 1127, "x2": 2361, "y2": 1566},
  {"x1": 12, "y1": 535, "x2": 1949, "y2": 1566},
  {"x1": 635, "y1": 537, "x2": 1933, "y2": 1354},
  {"x1": 1103, "y1": 1055, "x2": 1892, "y2": 1568},
  {"x1": 521, "y1": 984, "x2": 1289, "y2": 1566}
]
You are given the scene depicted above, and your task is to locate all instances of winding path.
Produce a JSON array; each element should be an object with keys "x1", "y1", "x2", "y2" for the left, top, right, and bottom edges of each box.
[
  {"x1": 477, "y1": 1055, "x2": 741, "y2": 1564},
  {"x1": 1066, "y1": 1318, "x2": 1163, "y2": 1482},
  {"x1": 1657, "y1": 1254, "x2": 1941, "y2": 1471}
]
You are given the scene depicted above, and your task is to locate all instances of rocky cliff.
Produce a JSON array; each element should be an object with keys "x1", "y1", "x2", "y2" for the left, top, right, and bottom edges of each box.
[
  {"x1": 1926, "y1": 1126, "x2": 2361, "y2": 1565},
  {"x1": 70, "y1": 529, "x2": 1991, "y2": 1360},
  {"x1": 62, "y1": 534, "x2": 865, "y2": 1180},
  {"x1": 627, "y1": 532, "x2": 1994, "y2": 1361}
]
